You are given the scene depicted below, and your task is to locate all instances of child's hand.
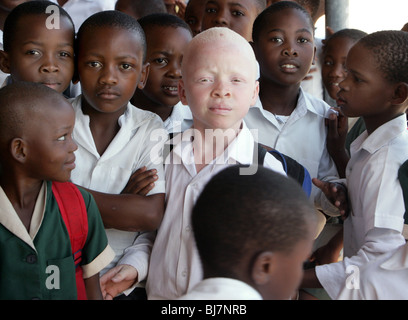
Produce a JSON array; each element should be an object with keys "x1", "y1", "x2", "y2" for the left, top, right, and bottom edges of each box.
[
  {"x1": 100, "y1": 264, "x2": 138, "y2": 300},
  {"x1": 312, "y1": 178, "x2": 349, "y2": 220},
  {"x1": 121, "y1": 166, "x2": 158, "y2": 196}
]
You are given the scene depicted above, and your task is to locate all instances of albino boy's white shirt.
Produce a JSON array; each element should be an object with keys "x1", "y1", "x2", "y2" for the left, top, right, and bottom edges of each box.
[
  {"x1": 316, "y1": 114, "x2": 408, "y2": 299},
  {"x1": 145, "y1": 122, "x2": 286, "y2": 300},
  {"x1": 49, "y1": 0, "x2": 116, "y2": 32},
  {"x1": 70, "y1": 96, "x2": 167, "y2": 280},
  {"x1": 336, "y1": 243, "x2": 408, "y2": 300},
  {"x1": 177, "y1": 278, "x2": 263, "y2": 300},
  {"x1": 164, "y1": 101, "x2": 193, "y2": 134},
  {"x1": 244, "y1": 88, "x2": 339, "y2": 215}
]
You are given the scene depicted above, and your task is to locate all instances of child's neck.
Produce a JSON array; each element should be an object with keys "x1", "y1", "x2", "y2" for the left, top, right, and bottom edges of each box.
[
  {"x1": 81, "y1": 98, "x2": 124, "y2": 156},
  {"x1": 259, "y1": 79, "x2": 300, "y2": 116},
  {"x1": 0, "y1": 174, "x2": 43, "y2": 231},
  {"x1": 192, "y1": 125, "x2": 240, "y2": 173},
  {"x1": 131, "y1": 91, "x2": 174, "y2": 122}
]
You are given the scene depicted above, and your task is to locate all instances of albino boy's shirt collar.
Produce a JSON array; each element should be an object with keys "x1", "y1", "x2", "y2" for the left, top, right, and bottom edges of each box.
[
  {"x1": 172, "y1": 121, "x2": 256, "y2": 168},
  {"x1": 0, "y1": 182, "x2": 47, "y2": 251}
]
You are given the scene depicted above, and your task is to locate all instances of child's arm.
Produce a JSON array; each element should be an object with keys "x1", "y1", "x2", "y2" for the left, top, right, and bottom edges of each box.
[
  {"x1": 84, "y1": 273, "x2": 103, "y2": 300},
  {"x1": 100, "y1": 264, "x2": 138, "y2": 300},
  {"x1": 81, "y1": 168, "x2": 165, "y2": 232}
]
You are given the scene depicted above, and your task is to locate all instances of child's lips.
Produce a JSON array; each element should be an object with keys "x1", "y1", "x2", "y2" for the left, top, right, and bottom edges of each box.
[
  {"x1": 97, "y1": 89, "x2": 120, "y2": 100},
  {"x1": 280, "y1": 60, "x2": 299, "y2": 73},
  {"x1": 162, "y1": 85, "x2": 179, "y2": 96},
  {"x1": 210, "y1": 105, "x2": 232, "y2": 114}
]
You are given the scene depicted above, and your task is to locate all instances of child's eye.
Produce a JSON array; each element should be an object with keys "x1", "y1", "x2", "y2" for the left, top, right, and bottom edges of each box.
[
  {"x1": 154, "y1": 58, "x2": 168, "y2": 66},
  {"x1": 232, "y1": 10, "x2": 244, "y2": 17},
  {"x1": 59, "y1": 51, "x2": 72, "y2": 58},
  {"x1": 121, "y1": 63, "x2": 133, "y2": 70},
  {"x1": 270, "y1": 37, "x2": 283, "y2": 44},
  {"x1": 88, "y1": 61, "x2": 102, "y2": 68},
  {"x1": 26, "y1": 49, "x2": 40, "y2": 56},
  {"x1": 324, "y1": 60, "x2": 333, "y2": 66},
  {"x1": 298, "y1": 37, "x2": 309, "y2": 44},
  {"x1": 57, "y1": 135, "x2": 67, "y2": 141}
]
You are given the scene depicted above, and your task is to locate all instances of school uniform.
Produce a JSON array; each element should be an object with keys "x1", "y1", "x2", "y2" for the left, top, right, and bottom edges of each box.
[
  {"x1": 177, "y1": 278, "x2": 263, "y2": 300},
  {"x1": 69, "y1": 96, "x2": 166, "y2": 281},
  {"x1": 49, "y1": 0, "x2": 116, "y2": 32},
  {"x1": 164, "y1": 101, "x2": 193, "y2": 134},
  {"x1": 316, "y1": 114, "x2": 408, "y2": 299},
  {"x1": 244, "y1": 88, "x2": 340, "y2": 216},
  {"x1": 145, "y1": 121, "x2": 286, "y2": 300},
  {"x1": 0, "y1": 181, "x2": 114, "y2": 300}
]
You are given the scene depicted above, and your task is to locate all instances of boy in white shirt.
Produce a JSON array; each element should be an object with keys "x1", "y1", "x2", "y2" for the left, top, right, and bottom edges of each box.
[
  {"x1": 104, "y1": 27, "x2": 287, "y2": 300},
  {"x1": 178, "y1": 165, "x2": 317, "y2": 300},
  {"x1": 70, "y1": 11, "x2": 167, "y2": 300},
  {"x1": 301, "y1": 30, "x2": 408, "y2": 299}
]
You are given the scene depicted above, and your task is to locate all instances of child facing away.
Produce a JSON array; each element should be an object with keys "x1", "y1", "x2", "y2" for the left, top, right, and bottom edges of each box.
[
  {"x1": 102, "y1": 27, "x2": 287, "y2": 300},
  {"x1": 69, "y1": 10, "x2": 167, "y2": 300},
  {"x1": 178, "y1": 165, "x2": 317, "y2": 300},
  {"x1": 131, "y1": 13, "x2": 193, "y2": 134},
  {"x1": 245, "y1": 1, "x2": 347, "y2": 223},
  {"x1": 0, "y1": 81, "x2": 114, "y2": 299},
  {"x1": 0, "y1": 1, "x2": 75, "y2": 95},
  {"x1": 201, "y1": 0, "x2": 266, "y2": 41},
  {"x1": 301, "y1": 30, "x2": 408, "y2": 299}
]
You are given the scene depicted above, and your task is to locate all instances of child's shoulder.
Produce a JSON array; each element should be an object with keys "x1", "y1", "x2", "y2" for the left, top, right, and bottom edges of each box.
[{"x1": 301, "y1": 89, "x2": 333, "y2": 118}]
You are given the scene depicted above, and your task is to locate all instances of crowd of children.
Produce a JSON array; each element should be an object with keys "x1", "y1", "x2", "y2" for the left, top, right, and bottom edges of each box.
[{"x1": 0, "y1": 0, "x2": 407, "y2": 301}]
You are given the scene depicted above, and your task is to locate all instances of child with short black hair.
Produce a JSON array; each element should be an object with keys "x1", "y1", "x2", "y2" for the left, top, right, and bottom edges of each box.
[
  {"x1": 131, "y1": 13, "x2": 193, "y2": 133},
  {"x1": 0, "y1": 1, "x2": 75, "y2": 95},
  {"x1": 201, "y1": 0, "x2": 266, "y2": 41},
  {"x1": 178, "y1": 165, "x2": 317, "y2": 300},
  {"x1": 70, "y1": 10, "x2": 167, "y2": 300},
  {"x1": 0, "y1": 81, "x2": 114, "y2": 299},
  {"x1": 183, "y1": 0, "x2": 206, "y2": 36},
  {"x1": 302, "y1": 30, "x2": 408, "y2": 299},
  {"x1": 115, "y1": 0, "x2": 167, "y2": 19},
  {"x1": 246, "y1": 1, "x2": 347, "y2": 223}
]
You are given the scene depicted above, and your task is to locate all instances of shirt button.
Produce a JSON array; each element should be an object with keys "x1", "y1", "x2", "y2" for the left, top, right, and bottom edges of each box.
[{"x1": 26, "y1": 254, "x2": 37, "y2": 264}]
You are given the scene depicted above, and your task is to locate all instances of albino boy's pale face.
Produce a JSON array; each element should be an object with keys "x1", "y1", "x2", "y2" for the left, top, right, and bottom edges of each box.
[{"x1": 179, "y1": 41, "x2": 259, "y2": 133}]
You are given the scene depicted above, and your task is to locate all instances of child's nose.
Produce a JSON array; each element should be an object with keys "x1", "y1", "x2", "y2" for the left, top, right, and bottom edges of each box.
[
  {"x1": 41, "y1": 56, "x2": 59, "y2": 73},
  {"x1": 99, "y1": 65, "x2": 118, "y2": 85},
  {"x1": 213, "y1": 9, "x2": 229, "y2": 27},
  {"x1": 212, "y1": 81, "x2": 231, "y2": 97}
]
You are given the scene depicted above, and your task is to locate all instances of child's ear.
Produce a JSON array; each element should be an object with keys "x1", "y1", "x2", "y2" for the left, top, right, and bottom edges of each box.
[
  {"x1": 137, "y1": 62, "x2": 150, "y2": 90},
  {"x1": 178, "y1": 79, "x2": 188, "y2": 106},
  {"x1": 251, "y1": 251, "x2": 275, "y2": 285},
  {"x1": 0, "y1": 50, "x2": 11, "y2": 74},
  {"x1": 10, "y1": 138, "x2": 27, "y2": 163},
  {"x1": 391, "y1": 82, "x2": 408, "y2": 105},
  {"x1": 312, "y1": 45, "x2": 317, "y2": 65}
]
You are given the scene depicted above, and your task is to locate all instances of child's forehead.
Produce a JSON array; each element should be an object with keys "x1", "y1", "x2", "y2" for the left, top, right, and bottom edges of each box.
[{"x1": 265, "y1": 8, "x2": 314, "y2": 31}]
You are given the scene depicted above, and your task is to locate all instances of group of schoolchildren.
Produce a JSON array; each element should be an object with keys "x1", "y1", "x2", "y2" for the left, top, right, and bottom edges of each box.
[{"x1": 0, "y1": 0, "x2": 407, "y2": 301}]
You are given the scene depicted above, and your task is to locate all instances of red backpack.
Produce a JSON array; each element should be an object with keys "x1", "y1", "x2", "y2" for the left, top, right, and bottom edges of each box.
[{"x1": 52, "y1": 181, "x2": 88, "y2": 300}]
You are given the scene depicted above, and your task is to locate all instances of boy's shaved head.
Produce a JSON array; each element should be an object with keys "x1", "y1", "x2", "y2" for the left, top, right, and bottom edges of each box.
[
  {"x1": 182, "y1": 27, "x2": 259, "y2": 80},
  {"x1": 0, "y1": 82, "x2": 68, "y2": 147}
]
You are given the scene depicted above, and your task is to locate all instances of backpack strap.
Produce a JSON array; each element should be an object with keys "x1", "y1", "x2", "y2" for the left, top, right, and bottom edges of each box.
[
  {"x1": 257, "y1": 144, "x2": 312, "y2": 197},
  {"x1": 52, "y1": 181, "x2": 88, "y2": 300}
]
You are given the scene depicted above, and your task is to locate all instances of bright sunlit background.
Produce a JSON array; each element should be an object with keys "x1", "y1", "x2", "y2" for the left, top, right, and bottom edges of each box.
[{"x1": 315, "y1": 0, "x2": 408, "y2": 39}]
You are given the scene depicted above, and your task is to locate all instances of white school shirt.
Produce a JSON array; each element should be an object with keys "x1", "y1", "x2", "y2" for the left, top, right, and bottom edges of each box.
[
  {"x1": 177, "y1": 278, "x2": 263, "y2": 300},
  {"x1": 244, "y1": 88, "x2": 340, "y2": 215},
  {"x1": 336, "y1": 243, "x2": 408, "y2": 300},
  {"x1": 50, "y1": 0, "x2": 116, "y2": 32},
  {"x1": 145, "y1": 122, "x2": 286, "y2": 300},
  {"x1": 316, "y1": 114, "x2": 408, "y2": 299},
  {"x1": 163, "y1": 101, "x2": 193, "y2": 134},
  {"x1": 69, "y1": 96, "x2": 167, "y2": 279}
]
